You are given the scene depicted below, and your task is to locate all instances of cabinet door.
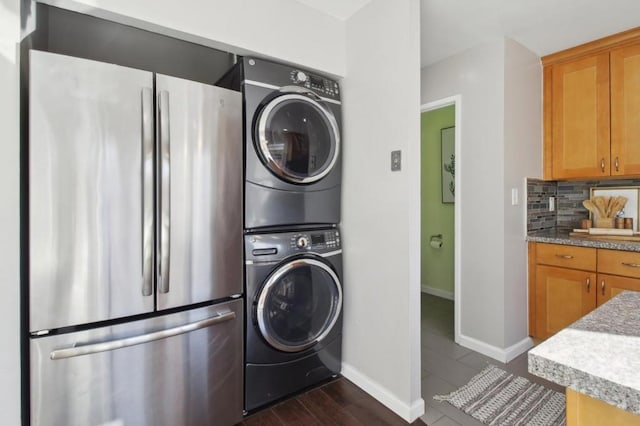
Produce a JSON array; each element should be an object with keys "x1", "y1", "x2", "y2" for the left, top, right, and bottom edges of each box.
[
  {"x1": 596, "y1": 273, "x2": 640, "y2": 306},
  {"x1": 550, "y1": 53, "x2": 610, "y2": 179},
  {"x1": 535, "y1": 265, "x2": 597, "y2": 338},
  {"x1": 611, "y1": 44, "x2": 640, "y2": 176}
]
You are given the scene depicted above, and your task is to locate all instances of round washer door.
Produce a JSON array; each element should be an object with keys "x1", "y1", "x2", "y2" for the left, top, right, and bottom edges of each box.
[
  {"x1": 256, "y1": 257, "x2": 342, "y2": 353},
  {"x1": 255, "y1": 92, "x2": 340, "y2": 184}
]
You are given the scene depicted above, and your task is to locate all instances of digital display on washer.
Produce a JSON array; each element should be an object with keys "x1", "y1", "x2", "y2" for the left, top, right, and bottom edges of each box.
[
  {"x1": 310, "y1": 75, "x2": 324, "y2": 88},
  {"x1": 311, "y1": 234, "x2": 325, "y2": 245}
]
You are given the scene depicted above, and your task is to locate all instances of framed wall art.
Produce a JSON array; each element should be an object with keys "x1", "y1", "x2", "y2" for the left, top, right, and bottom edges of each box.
[{"x1": 441, "y1": 126, "x2": 455, "y2": 204}]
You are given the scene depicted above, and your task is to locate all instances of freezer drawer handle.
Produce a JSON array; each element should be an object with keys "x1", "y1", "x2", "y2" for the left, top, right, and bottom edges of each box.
[{"x1": 49, "y1": 311, "x2": 236, "y2": 360}]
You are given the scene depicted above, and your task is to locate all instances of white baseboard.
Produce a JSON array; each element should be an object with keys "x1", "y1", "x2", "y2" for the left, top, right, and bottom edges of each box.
[
  {"x1": 456, "y1": 335, "x2": 534, "y2": 363},
  {"x1": 420, "y1": 285, "x2": 454, "y2": 300},
  {"x1": 503, "y1": 336, "x2": 535, "y2": 363},
  {"x1": 341, "y1": 362, "x2": 425, "y2": 423}
]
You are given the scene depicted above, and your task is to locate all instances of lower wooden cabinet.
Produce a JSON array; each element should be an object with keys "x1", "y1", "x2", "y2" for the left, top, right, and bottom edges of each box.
[
  {"x1": 529, "y1": 242, "x2": 640, "y2": 339},
  {"x1": 597, "y1": 273, "x2": 640, "y2": 305},
  {"x1": 566, "y1": 388, "x2": 640, "y2": 426},
  {"x1": 535, "y1": 265, "x2": 596, "y2": 339}
]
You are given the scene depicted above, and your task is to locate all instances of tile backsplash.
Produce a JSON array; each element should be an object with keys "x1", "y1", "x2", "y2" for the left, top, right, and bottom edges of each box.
[
  {"x1": 527, "y1": 178, "x2": 640, "y2": 232},
  {"x1": 527, "y1": 179, "x2": 557, "y2": 232}
]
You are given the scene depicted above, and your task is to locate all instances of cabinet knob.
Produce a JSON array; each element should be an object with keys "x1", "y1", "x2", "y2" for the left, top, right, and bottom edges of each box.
[
  {"x1": 601, "y1": 280, "x2": 605, "y2": 296},
  {"x1": 601, "y1": 158, "x2": 606, "y2": 172},
  {"x1": 621, "y1": 262, "x2": 640, "y2": 268},
  {"x1": 615, "y1": 156, "x2": 620, "y2": 172},
  {"x1": 586, "y1": 277, "x2": 590, "y2": 292}
]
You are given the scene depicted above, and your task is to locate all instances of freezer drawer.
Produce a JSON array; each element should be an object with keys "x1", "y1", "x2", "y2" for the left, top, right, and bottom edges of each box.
[{"x1": 30, "y1": 299, "x2": 243, "y2": 426}]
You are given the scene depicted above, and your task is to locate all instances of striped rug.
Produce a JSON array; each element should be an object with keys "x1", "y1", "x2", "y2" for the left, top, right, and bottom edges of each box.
[{"x1": 433, "y1": 365, "x2": 566, "y2": 425}]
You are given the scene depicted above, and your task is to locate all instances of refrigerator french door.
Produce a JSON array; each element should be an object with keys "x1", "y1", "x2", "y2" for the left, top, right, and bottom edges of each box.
[{"x1": 28, "y1": 50, "x2": 243, "y2": 425}]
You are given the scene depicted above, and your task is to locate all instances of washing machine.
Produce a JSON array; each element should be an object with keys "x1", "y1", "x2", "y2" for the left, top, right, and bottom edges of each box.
[
  {"x1": 244, "y1": 228, "x2": 343, "y2": 412},
  {"x1": 218, "y1": 57, "x2": 342, "y2": 231}
]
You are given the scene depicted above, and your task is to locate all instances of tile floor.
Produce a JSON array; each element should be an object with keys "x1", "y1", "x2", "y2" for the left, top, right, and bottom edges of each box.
[{"x1": 419, "y1": 293, "x2": 564, "y2": 426}]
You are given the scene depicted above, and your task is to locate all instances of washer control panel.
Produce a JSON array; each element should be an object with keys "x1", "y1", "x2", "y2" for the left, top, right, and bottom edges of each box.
[
  {"x1": 290, "y1": 230, "x2": 340, "y2": 251},
  {"x1": 246, "y1": 228, "x2": 341, "y2": 261},
  {"x1": 289, "y1": 69, "x2": 340, "y2": 98}
]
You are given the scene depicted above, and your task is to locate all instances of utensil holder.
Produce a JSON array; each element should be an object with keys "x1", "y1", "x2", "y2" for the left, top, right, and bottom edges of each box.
[{"x1": 595, "y1": 217, "x2": 615, "y2": 228}]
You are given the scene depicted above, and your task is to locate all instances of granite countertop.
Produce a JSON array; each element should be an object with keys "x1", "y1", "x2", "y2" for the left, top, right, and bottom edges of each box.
[
  {"x1": 527, "y1": 228, "x2": 640, "y2": 252},
  {"x1": 528, "y1": 291, "x2": 640, "y2": 414}
]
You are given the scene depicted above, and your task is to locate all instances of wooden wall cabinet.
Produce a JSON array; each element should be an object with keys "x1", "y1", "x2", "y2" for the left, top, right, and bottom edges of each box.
[
  {"x1": 529, "y1": 243, "x2": 640, "y2": 338},
  {"x1": 610, "y1": 44, "x2": 640, "y2": 176},
  {"x1": 543, "y1": 27, "x2": 640, "y2": 180}
]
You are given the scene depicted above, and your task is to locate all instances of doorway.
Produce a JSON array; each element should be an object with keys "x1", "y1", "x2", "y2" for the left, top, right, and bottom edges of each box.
[
  {"x1": 419, "y1": 96, "x2": 463, "y2": 424},
  {"x1": 420, "y1": 96, "x2": 461, "y2": 343}
]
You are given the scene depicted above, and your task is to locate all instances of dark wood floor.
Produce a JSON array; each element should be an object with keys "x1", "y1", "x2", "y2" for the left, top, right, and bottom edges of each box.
[{"x1": 240, "y1": 377, "x2": 426, "y2": 426}]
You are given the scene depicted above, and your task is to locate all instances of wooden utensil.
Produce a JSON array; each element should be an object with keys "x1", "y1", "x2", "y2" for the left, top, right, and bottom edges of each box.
[
  {"x1": 610, "y1": 196, "x2": 628, "y2": 217},
  {"x1": 593, "y1": 196, "x2": 609, "y2": 217},
  {"x1": 606, "y1": 196, "x2": 614, "y2": 217},
  {"x1": 582, "y1": 199, "x2": 600, "y2": 217}
]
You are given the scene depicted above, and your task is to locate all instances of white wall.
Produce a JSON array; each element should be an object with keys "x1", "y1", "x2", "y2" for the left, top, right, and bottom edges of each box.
[
  {"x1": 341, "y1": 0, "x2": 424, "y2": 422},
  {"x1": 42, "y1": 0, "x2": 346, "y2": 76},
  {"x1": 420, "y1": 39, "x2": 542, "y2": 360},
  {"x1": 503, "y1": 39, "x2": 542, "y2": 347},
  {"x1": 0, "y1": 0, "x2": 22, "y2": 424},
  {"x1": 421, "y1": 40, "x2": 507, "y2": 349}
]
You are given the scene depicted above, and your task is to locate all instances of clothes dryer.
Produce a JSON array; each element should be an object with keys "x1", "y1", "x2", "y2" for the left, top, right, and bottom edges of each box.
[
  {"x1": 244, "y1": 228, "x2": 343, "y2": 412},
  {"x1": 219, "y1": 57, "x2": 342, "y2": 230}
]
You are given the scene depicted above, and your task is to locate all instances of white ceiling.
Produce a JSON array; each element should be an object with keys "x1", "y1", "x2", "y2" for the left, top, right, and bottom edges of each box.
[
  {"x1": 292, "y1": 0, "x2": 371, "y2": 20},
  {"x1": 293, "y1": 0, "x2": 640, "y2": 69},
  {"x1": 421, "y1": 0, "x2": 640, "y2": 68}
]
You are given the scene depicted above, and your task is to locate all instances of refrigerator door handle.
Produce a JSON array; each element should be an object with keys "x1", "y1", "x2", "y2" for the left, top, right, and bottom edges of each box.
[
  {"x1": 49, "y1": 310, "x2": 236, "y2": 360},
  {"x1": 141, "y1": 88, "x2": 154, "y2": 297},
  {"x1": 158, "y1": 90, "x2": 171, "y2": 294}
]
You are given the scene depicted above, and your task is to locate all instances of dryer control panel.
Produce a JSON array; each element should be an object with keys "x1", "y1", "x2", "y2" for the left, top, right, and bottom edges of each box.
[
  {"x1": 245, "y1": 228, "x2": 341, "y2": 262},
  {"x1": 289, "y1": 70, "x2": 340, "y2": 98},
  {"x1": 241, "y1": 57, "x2": 341, "y2": 102}
]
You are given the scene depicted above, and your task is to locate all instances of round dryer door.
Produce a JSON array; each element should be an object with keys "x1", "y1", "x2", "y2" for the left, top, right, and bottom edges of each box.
[
  {"x1": 256, "y1": 257, "x2": 342, "y2": 353},
  {"x1": 255, "y1": 92, "x2": 340, "y2": 184}
]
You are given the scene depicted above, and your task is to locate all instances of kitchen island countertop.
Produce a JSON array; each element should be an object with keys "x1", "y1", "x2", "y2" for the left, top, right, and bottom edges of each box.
[
  {"x1": 527, "y1": 229, "x2": 640, "y2": 252},
  {"x1": 528, "y1": 291, "x2": 640, "y2": 414}
]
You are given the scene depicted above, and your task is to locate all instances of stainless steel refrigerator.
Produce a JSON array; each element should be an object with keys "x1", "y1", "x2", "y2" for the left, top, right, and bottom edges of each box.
[{"x1": 28, "y1": 50, "x2": 243, "y2": 426}]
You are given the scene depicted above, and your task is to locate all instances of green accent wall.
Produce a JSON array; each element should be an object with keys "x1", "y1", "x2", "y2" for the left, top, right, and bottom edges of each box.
[{"x1": 421, "y1": 106, "x2": 455, "y2": 296}]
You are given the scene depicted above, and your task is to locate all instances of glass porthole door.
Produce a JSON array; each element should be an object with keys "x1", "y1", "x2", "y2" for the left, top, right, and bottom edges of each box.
[
  {"x1": 255, "y1": 92, "x2": 339, "y2": 184},
  {"x1": 256, "y1": 258, "x2": 342, "y2": 352}
]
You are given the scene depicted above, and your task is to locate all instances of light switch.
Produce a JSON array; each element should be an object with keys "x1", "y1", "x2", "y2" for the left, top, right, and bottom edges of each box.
[
  {"x1": 511, "y1": 188, "x2": 518, "y2": 206},
  {"x1": 391, "y1": 150, "x2": 401, "y2": 171},
  {"x1": 549, "y1": 196, "x2": 555, "y2": 212}
]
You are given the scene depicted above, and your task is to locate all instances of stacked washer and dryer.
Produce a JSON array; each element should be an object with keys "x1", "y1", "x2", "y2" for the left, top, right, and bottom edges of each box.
[{"x1": 219, "y1": 57, "x2": 344, "y2": 412}]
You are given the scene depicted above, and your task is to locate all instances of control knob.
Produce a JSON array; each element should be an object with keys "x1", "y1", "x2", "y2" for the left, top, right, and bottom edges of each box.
[
  {"x1": 294, "y1": 71, "x2": 308, "y2": 83},
  {"x1": 296, "y1": 236, "x2": 309, "y2": 248}
]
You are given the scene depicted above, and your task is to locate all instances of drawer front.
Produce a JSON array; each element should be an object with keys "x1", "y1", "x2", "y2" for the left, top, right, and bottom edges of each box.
[
  {"x1": 31, "y1": 300, "x2": 244, "y2": 426},
  {"x1": 598, "y1": 249, "x2": 640, "y2": 278},
  {"x1": 536, "y1": 243, "x2": 597, "y2": 271}
]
